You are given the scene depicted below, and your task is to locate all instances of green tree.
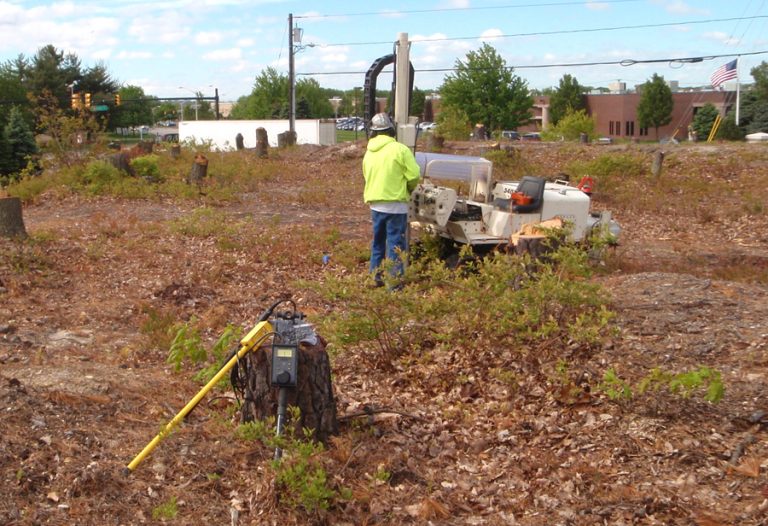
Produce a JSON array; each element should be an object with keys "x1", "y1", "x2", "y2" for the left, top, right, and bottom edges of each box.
[
  {"x1": 295, "y1": 78, "x2": 334, "y2": 119},
  {"x1": 540, "y1": 108, "x2": 595, "y2": 141},
  {"x1": 750, "y1": 61, "x2": 768, "y2": 100},
  {"x1": 435, "y1": 105, "x2": 471, "y2": 140},
  {"x1": 78, "y1": 62, "x2": 119, "y2": 97},
  {"x1": 411, "y1": 87, "x2": 427, "y2": 120},
  {"x1": 112, "y1": 86, "x2": 153, "y2": 129},
  {"x1": 440, "y1": 43, "x2": 532, "y2": 132},
  {"x1": 0, "y1": 62, "x2": 27, "y2": 124},
  {"x1": 1, "y1": 105, "x2": 38, "y2": 179},
  {"x1": 25, "y1": 45, "x2": 81, "y2": 109},
  {"x1": 715, "y1": 113, "x2": 744, "y2": 141},
  {"x1": 231, "y1": 70, "x2": 337, "y2": 120},
  {"x1": 155, "y1": 101, "x2": 180, "y2": 123},
  {"x1": 230, "y1": 67, "x2": 288, "y2": 119},
  {"x1": 636, "y1": 73, "x2": 673, "y2": 139},
  {"x1": 548, "y1": 74, "x2": 585, "y2": 125},
  {"x1": 691, "y1": 103, "x2": 719, "y2": 140}
]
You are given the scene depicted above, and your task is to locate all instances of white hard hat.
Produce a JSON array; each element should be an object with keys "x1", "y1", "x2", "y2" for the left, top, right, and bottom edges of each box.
[{"x1": 370, "y1": 112, "x2": 394, "y2": 131}]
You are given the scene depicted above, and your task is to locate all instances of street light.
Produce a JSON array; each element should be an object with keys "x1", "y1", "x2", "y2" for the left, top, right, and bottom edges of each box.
[
  {"x1": 288, "y1": 13, "x2": 315, "y2": 133},
  {"x1": 329, "y1": 96, "x2": 342, "y2": 120}
]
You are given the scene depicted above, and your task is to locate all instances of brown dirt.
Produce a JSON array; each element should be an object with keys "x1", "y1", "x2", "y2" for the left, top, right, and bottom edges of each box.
[{"x1": 1, "y1": 141, "x2": 767, "y2": 525}]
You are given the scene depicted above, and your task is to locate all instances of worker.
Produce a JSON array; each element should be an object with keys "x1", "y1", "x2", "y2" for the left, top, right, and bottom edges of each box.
[{"x1": 362, "y1": 112, "x2": 421, "y2": 286}]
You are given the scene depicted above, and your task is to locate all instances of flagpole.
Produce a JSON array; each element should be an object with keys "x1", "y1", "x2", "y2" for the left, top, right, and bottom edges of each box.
[{"x1": 735, "y1": 57, "x2": 740, "y2": 126}]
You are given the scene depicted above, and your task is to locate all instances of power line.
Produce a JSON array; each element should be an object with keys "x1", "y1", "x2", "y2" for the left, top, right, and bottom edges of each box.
[
  {"x1": 294, "y1": 0, "x2": 642, "y2": 19},
  {"x1": 311, "y1": 15, "x2": 768, "y2": 48},
  {"x1": 297, "y1": 49, "x2": 768, "y2": 77}
]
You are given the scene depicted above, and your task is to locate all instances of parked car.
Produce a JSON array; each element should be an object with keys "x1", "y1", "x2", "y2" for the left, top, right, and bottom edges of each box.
[
  {"x1": 521, "y1": 132, "x2": 541, "y2": 142},
  {"x1": 418, "y1": 121, "x2": 437, "y2": 131},
  {"x1": 501, "y1": 130, "x2": 520, "y2": 140}
]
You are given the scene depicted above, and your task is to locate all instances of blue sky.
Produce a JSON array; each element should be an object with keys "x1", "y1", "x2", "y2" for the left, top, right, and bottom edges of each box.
[{"x1": 1, "y1": 0, "x2": 766, "y2": 102}]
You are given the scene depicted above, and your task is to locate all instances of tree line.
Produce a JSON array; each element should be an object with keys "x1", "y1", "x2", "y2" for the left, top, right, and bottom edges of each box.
[{"x1": 2, "y1": 43, "x2": 768, "y2": 183}]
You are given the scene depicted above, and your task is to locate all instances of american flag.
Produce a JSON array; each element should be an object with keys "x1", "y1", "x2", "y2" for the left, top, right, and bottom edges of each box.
[{"x1": 710, "y1": 59, "x2": 738, "y2": 88}]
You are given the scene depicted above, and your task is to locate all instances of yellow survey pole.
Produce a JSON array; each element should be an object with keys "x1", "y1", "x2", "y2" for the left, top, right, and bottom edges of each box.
[
  {"x1": 125, "y1": 320, "x2": 273, "y2": 474},
  {"x1": 707, "y1": 114, "x2": 723, "y2": 142}
]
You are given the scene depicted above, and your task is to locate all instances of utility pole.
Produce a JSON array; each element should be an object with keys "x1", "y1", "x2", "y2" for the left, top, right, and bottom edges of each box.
[
  {"x1": 394, "y1": 32, "x2": 410, "y2": 127},
  {"x1": 288, "y1": 13, "x2": 295, "y2": 134}
]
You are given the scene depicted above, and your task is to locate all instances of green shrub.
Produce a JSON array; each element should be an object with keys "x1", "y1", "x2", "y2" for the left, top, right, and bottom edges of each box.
[
  {"x1": 130, "y1": 154, "x2": 163, "y2": 182},
  {"x1": 152, "y1": 496, "x2": 178, "y2": 519},
  {"x1": 236, "y1": 411, "x2": 347, "y2": 515},
  {"x1": 166, "y1": 320, "x2": 240, "y2": 384},
  {"x1": 540, "y1": 109, "x2": 596, "y2": 142},
  {"x1": 81, "y1": 160, "x2": 121, "y2": 189},
  {"x1": 599, "y1": 366, "x2": 725, "y2": 403},
  {"x1": 306, "y1": 242, "x2": 613, "y2": 369},
  {"x1": 435, "y1": 106, "x2": 471, "y2": 140}
]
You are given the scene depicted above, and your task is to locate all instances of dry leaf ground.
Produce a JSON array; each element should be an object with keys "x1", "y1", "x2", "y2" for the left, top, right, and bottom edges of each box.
[{"x1": 1, "y1": 141, "x2": 767, "y2": 525}]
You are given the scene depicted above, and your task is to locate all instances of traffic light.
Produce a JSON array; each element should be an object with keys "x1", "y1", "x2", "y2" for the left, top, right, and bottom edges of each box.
[
  {"x1": 71, "y1": 93, "x2": 80, "y2": 110},
  {"x1": 115, "y1": 93, "x2": 121, "y2": 106},
  {"x1": 84, "y1": 93, "x2": 91, "y2": 107}
]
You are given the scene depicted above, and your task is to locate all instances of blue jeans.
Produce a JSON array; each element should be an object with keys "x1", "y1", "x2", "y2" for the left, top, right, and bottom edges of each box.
[{"x1": 369, "y1": 211, "x2": 408, "y2": 279}]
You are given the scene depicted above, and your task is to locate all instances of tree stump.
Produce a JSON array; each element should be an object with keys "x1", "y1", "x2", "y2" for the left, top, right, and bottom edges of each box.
[
  {"x1": 0, "y1": 197, "x2": 28, "y2": 239},
  {"x1": 426, "y1": 134, "x2": 444, "y2": 151},
  {"x1": 170, "y1": 144, "x2": 181, "y2": 159},
  {"x1": 277, "y1": 131, "x2": 297, "y2": 148},
  {"x1": 188, "y1": 153, "x2": 208, "y2": 186},
  {"x1": 514, "y1": 235, "x2": 554, "y2": 259},
  {"x1": 239, "y1": 337, "x2": 338, "y2": 444},
  {"x1": 651, "y1": 150, "x2": 665, "y2": 178},
  {"x1": 235, "y1": 133, "x2": 244, "y2": 151},
  {"x1": 255, "y1": 128, "x2": 269, "y2": 158},
  {"x1": 134, "y1": 140, "x2": 154, "y2": 155},
  {"x1": 108, "y1": 152, "x2": 133, "y2": 175}
]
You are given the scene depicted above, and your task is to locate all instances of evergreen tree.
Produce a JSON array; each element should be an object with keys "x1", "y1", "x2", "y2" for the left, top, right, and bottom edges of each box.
[
  {"x1": 2, "y1": 106, "x2": 38, "y2": 178},
  {"x1": 637, "y1": 73, "x2": 673, "y2": 139},
  {"x1": 750, "y1": 61, "x2": 768, "y2": 101},
  {"x1": 691, "y1": 103, "x2": 719, "y2": 140}
]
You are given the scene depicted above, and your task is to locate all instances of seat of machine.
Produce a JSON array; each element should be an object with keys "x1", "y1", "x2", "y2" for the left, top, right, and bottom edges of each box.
[{"x1": 512, "y1": 176, "x2": 546, "y2": 213}]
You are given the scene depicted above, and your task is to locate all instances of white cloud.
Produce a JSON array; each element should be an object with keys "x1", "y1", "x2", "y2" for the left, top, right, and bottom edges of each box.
[
  {"x1": 585, "y1": 1, "x2": 610, "y2": 10},
  {"x1": 195, "y1": 31, "x2": 224, "y2": 45},
  {"x1": 202, "y1": 48, "x2": 242, "y2": 61},
  {"x1": 479, "y1": 29, "x2": 503, "y2": 43},
  {"x1": 117, "y1": 51, "x2": 154, "y2": 60},
  {"x1": 127, "y1": 13, "x2": 190, "y2": 44},
  {"x1": 319, "y1": 52, "x2": 347, "y2": 64},
  {"x1": 702, "y1": 31, "x2": 739, "y2": 46},
  {"x1": 651, "y1": 0, "x2": 709, "y2": 15},
  {"x1": 92, "y1": 49, "x2": 112, "y2": 60}
]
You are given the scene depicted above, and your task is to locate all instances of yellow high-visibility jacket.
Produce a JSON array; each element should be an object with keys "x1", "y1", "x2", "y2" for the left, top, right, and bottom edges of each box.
[{"x1": 362, "y1": 135, "x2": 421, "y2": 204}]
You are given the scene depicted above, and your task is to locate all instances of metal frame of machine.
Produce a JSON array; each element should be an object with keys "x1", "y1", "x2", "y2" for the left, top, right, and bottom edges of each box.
[{"x1": 409, "y1": 153, "x2": 620, "y2": 254}]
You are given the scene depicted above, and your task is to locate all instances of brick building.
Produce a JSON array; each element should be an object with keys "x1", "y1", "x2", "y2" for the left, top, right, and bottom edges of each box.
[
  {"x1": 427, "y1": 84, "x2": 737, "y2": 140},
  {"x1": 583, "y1": 89, "x2": 736, "y2": 140}
]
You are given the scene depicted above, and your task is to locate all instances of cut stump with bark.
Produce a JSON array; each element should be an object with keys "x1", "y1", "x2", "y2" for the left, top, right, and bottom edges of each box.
[
  {"x1": 255, "y1": 128, "x2": 269, "y2": 158},
  {"x1": 0, "y1": 197, "x2": 28, "y2": 239},
  {"x1": 188, "y1": 154, "x2": 208, "y2": 186},
  {"x1": 239, "y1": 337, "x2": 338, "y2": 444},
  {"x1": 277, "y1": 131, "x2": 297, "y2": 148}
]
